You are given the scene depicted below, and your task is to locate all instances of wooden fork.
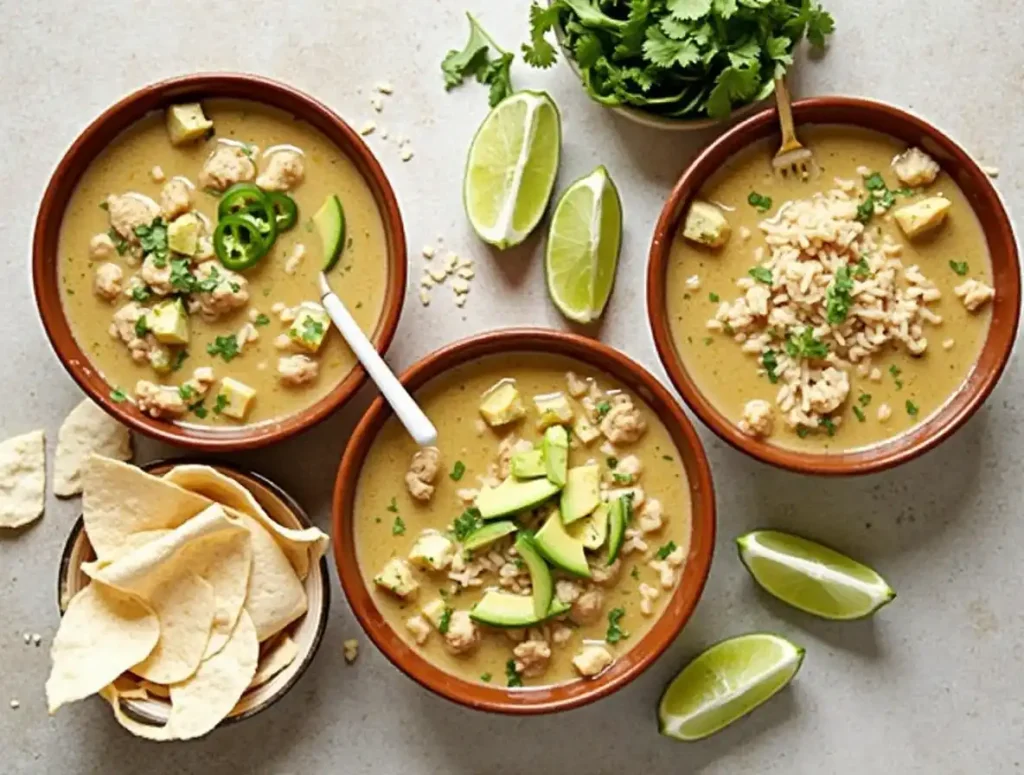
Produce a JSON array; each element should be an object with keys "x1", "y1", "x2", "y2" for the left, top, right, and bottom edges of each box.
[{"x1": 772, "y1": 78, "x2": 816, "y2": 180}]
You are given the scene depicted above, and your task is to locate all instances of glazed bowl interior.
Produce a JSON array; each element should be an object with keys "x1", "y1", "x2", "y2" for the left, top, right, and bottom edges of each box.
[
  {"x1": 647, "y1": 96, "x2": 1021, "y2": 475},
  {"x1": 34, "y1": 73, "x2": 407, "y2": 451},
  {"x1": 332, "y1": 328, "x2": 716, "y2": 714},
  {"x1": 58, "y1": 460, "x2": 330, "y2": 728}
]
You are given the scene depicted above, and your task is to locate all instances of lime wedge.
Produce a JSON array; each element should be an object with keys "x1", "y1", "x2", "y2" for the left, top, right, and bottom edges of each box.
[
  {"x1": 659, "y1": 633, "x2": 804, "y2": 742},
  {"x1": 737, "y1": 530, "x2": 895, "y2": 620},
  {"x1": 545, "y1": 166, "x2": 622, "y2": 323},
  {"x1": 463, "y1": 91, "x2": 561, "y2": 249}
]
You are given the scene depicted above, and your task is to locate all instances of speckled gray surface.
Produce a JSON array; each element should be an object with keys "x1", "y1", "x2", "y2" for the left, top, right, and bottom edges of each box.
[{"x1": 1, "y1": 1, "x2": 1022, "y2": 772}]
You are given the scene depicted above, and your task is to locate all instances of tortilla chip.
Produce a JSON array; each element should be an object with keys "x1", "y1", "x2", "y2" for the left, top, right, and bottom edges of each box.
[
  {"x1": 54, "y1": 399, "x2": 132, "y2": 497},
  {"x1": 131, "y1": 571, "x2": 215, "y2": 684},
  {"x1": 102, "y1": 610, "x2": 259, "y2": 741},
  {"x1": 83, "y1": 456, "x2": 210, "y2": 558},
  {"x1": 46, "y1": 581, "x2": 159, "y2": 714},
  {"x1": 0, "y1": 429, "x2": 45, "y2": 528},
  {"x1": 139, "y1": 680, "x2": 170, "y2": 699},
  {"x1": 163, "y1": 465, "x2": 328, "y2": 579},
  {"x1": 110, "y1": 676, "x2": 149, "y2": 701},
  {"x1": 180, "y1": 528, "x2": 253, "y2": 660},
  {"x1": 236, "y1": 512, "x2": 308, "y2": 642},
  {"x1": 249, "y1": 633, "x2": 298, "y2": 691}
]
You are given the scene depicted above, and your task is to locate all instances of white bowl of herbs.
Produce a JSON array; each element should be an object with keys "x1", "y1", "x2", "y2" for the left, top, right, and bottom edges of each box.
[{"x1": 523, "y1": 0, "x2": 835, "y2": 130}]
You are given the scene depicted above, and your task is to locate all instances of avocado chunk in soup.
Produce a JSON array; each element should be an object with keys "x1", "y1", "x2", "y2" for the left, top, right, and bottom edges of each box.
[
  {"x1": 667, "y1": 126, "x2": 994, "y2": 452},
  {"x1": 354, "y1": 354, "x2": 692, "y2": 687},
  {"x1": 58, "y1": 99, "x2": 388, "y2": 426}
]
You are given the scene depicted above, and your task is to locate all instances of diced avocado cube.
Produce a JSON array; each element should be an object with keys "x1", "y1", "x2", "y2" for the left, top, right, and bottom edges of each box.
[
  {"x1": 511, "y1": 448, "x2": 546, "y2": 479},
  {"x1": 216, "y1": 377, "x2": 256, "y2": 421},
  {"x1": 408, "y1": 531, "x2": 455, "y2": 572},
  {"x1": 149, "y1": 299, "x2": 190, "y2": 346},
  {"x1": 543, "y1": 425, "x2": 569, "y2": 487},
  {"x1": 374, "y1": 558, "x2": 419, "y2": 599},
  {"x1": 168, "y1": 213, "x2": 201, "y2": 256},
  {"x1": 166, "y1": 103, "x2": 214, "y2": 146},
  {"x1": 421, "y1": 598, "x2": 448, "y2": 629},
  {"x1": 534, "y1": 392, "x2": 574, "y2": 429},
  {"x1": 573, "y1": 416, "x2": 602, "y2": 445},
  {"x1": 479, "y1": 380, "x2": 525, "y2": 427},
  {"x1": 682, "y1": 201, "x2": 731, "y2": 248},
  {"x1": 147, "y1": 345, "x2": 173, "y2": 374},
  {"x1": 287, "y1": 302, "x2": 332, "y2": 353},
  {"x1": 894, "y1": 196, "x2": 952, "y2": 238},
  {"x1": 560, "y1": 464, "x2": 602, "y2": 524}
]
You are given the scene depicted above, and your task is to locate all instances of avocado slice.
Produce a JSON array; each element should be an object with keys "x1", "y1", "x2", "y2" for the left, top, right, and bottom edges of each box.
[
  {"x1": 515, "y1": 533, "x2": 554, "y2": 619},
  {"x1": 469, "y1": 590, "x2": 570, "y2": 628},
  {"x1": 534, "y1": 509, "x2": 591, "y2": 578},
  {"x1": 560, "y1": 464, "x2": 601, "y2": 524},
  {"x1": 479, "y1": 380, "x2": 525, "y2": 427},
  {"x1": 511, "y1": 448, "x2": 545, "y2": 479},
  {"x1": 606, "y1": 496, "x2": 630, "y2": 564},
  {"x1": 569, "y1": 502, "x2": 609, "y2": 550},
  {"x1": 542, "y1": 425, "x2": 569, "y2": 487},
  {"x1": 463, "y1": 520, "x2": 517, "y2": 552},
  {"x1": 476, "y1": 476, "x2": 560, "y2": 520},
  {"x1": 314, "y1": 194, "x2": 346, "y2": 271}
]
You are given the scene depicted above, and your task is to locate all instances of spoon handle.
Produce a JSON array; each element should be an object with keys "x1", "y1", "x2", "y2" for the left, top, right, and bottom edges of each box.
[{"x1": 320, "y1": 275, "x2": 438, "y2": 447}]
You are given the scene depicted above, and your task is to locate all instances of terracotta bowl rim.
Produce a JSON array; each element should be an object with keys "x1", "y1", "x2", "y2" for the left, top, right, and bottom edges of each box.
[
  {"x1": 33, "y1": 72, "x2": 407, "y2": 451},
  {"x1": 647, "y1": 94, "x2": 1021, "y2": 476},
  {"x1": 332, "y1": 327, "x2": 717, "y2": 714},
  {"x1": 57, "y1": 458, "x2": 331, "y2": 728}
]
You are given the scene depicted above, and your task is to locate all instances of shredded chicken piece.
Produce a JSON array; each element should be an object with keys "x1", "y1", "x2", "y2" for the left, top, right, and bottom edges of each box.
[
  {"x1": 93, "y1": 263, "x2": 123, "y2": 301},
  {"x1": 191, "y1": 261, "x2": 249, "y2": 321},
  {"x1": 566, "y1": 371, "x2": 588, "y2": 398},
  {"x1": 89, "y1": 233, "x2": 116, "y2": 261},
  {"x1": 106, "y1": 193, "x2": 159, "y2": 242},
  {"x1": 256, "y1": 150, "x2": 305, "y2": 191},
  {"x1": 277, "y1": 354, "x2": 319, "y2": 386},
  {"x1": 590, "y1": 558, "x2": 622, "y2": 587},
  {"x1": 199, "y1": 144, "x2": 256, "y2": 192},
  {"x1": 555, "y1": 579, "x2": 583, "y2": 604},
  {"x1": 405, "y1": 447, "x2": 440, "y2": 502},
  {"x1": 570, "y1": 586, "x2": 605, "y2": 625},
  {"x1": 134, "y1": 380, "x2": 186, "y2": 419},
  {"x1": 954, "y1": 279, "x2": 995, "y2": 312},
  {"x1": 573, "y1": 645, "x2": 613, "y2": 678},
  {"x1": 405, "y1": 615, "x2": 431, "y2": 645},
  {"x1": 738, "y1": 399, "x2": 774, "y2": 438},
  {"x1": 891, "y1": 147, "x2": 940, "y2": 188},
  {"x1": 160, "y1": 179, "x2": 193, "y2": 220},
  {"x1": 442, "y1": 611, "x2": 479, "y2": 655},
  {"x1": 512, "y1": 640, "x2": 551, "y2": 678},
  {"x1": 600, "y1": 396, "x2": 646, "y2": 444},
  {"x1": 141, "y1": 255, "x2": 174, "y2": 296}
]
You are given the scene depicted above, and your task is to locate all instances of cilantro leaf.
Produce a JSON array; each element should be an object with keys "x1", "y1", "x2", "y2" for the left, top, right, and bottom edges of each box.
[
  {"x1": 656, "y1": 541, "x2": 678, "y2": 560},
  {"x1": 450, "y1": 460, "x2": 466, "y2": 481},
  {"x1": 438, "y1": 607, "x2": 453, "y2": 635},
  {"x1": 523, "y1": 3, "x2": 561, "y2": 67},
  {"x1": 748, "y1": 266, "x2": 773, "y2": 284},
  {"x1": 706, "y1": 64, "x2": 762, "y2": 120},
  {"x1": 110, "y1": 387, "x2": 127, "y2": 403},
  {"x1": 442, "y1": 13, "x2": 514, "y2": 107},
  {"x1": 949, "y1": 260, "x2": 969, "y2": 276},
  {"x1": 643, "y1": 26, "x2": 700, "y2": 68},
  {"x1": 748, "y1": 191, "x2": 772, "y2": 211},
  {"x1": 606, "y1": 607, "x2": 629, "y2": 644},
  {"x1": 761, "y1": 349, "x2": 779, "y2": 383},
  {"x1": 506, "y1": 658, "x2": 523, "y2": 687},
  {"x1": 667, "y1": 0, "x2": 711, "y2": 20},
  {"x1": 452, "y1": 508, "x2": 483, "y2": 541},
  {"x1": 785, "y1": 327, "x2": 829, "y2": 360},
  {"x1": 206, "y1": 335, "x2": 240, "y2": 362},
  {"x1": 825, "y1": 265, "x2": 854, "y2": 324},
  {"x1": 134, "y1": 218, "x2": 169, "y2": 266},
  {"x1": 392, "y1": 515, "x2": 406, "y2": 536}
]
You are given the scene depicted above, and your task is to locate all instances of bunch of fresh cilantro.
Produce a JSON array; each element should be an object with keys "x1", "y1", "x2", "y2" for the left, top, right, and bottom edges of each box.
[{"x1": 522, "y1": 0, "x2": 835, "y2": 120}]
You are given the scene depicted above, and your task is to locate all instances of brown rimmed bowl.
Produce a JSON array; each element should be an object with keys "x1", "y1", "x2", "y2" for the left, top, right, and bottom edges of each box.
[
  {"x1": 33, "y1": 73, "x2": 407, "y2": 451},
  {"x1": 58, "y1": 459, "x2": 330, "y2": 730},
  {"x1": 332, "y1": 328, "x2": 716, "y2": 714},
  {"x1": 647, "y1": 96, "x2": 1021, "y2": 476}
]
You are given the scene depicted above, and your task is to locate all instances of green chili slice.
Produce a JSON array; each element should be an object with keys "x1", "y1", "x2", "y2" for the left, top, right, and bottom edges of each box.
[
  {"x1": 218, "y1": 182, "x2": 277, "y2": 244},
  {"x1": 213, "y1": 213, "x2": 270, "y2": 271},
  {"x1": 266, "y1": 192, "x2": 298, "y2": 231}
]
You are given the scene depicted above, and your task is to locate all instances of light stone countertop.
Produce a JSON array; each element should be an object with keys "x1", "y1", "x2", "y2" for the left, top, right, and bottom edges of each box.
[{"x1": 1, "y1": 1, "x2": 1022, "y2": 773}]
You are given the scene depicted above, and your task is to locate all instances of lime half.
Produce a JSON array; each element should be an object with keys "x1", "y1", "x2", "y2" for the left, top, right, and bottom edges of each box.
[
  {"x1": 737, "y1": 529, "x2": 895, "y2": 620},
  {"x1": 545, "y1": 166, "x2": 622, "y2": 323},
  {"x1": 463, "y1": 91, "x2": 561, "y2": 249},
  {"x1": 659, "y1": 633, "x2": 804, "y2": 742}
]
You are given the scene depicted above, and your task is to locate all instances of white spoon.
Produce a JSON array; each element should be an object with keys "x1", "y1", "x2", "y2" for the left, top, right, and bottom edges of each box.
[{"x1": 319, "y1": 272, "x2": 437, "y2": 446}]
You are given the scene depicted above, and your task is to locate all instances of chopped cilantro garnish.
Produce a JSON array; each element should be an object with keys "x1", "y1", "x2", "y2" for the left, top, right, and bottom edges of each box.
[
  {"x1": 392, "y1": 515, "x2": 406, "y2": 536},
  {"x1": 254, "y1": 313, "x2": 271, "y2": 326},
  {"x1": 212, "y1": 393, "x2": 229, "y2": 414},
  {"x1": 612, "y1": 473, "x2": 632, "y2": 484},
  {"x1": 655, "y1": 541, "x2": 678, "y2": 560},
  {"x1": 386, "y1": 497, "x2": 399, "y2": 513},
  {"x1": 505, "y1": 658, "x2": 522, "y2": 687},
  {"x1": 98, "y1": 201, "x2": 109, "y2": 211},
  {"x1": 858, "y1": 392, "x2": 872, "y2": 407},
  {"x1": 747, "y1": 192, "x2": 773, "y2": 212},
  {"x1": 630, "y1": 566, "x2": 640, "y2": 580},
  {"x1": 178, "y1": 384, "x2": 197, "y2": 401},
  {"x1": 134, "y1": 218, "x2": 169, "y2": 266},
  {"x1": 785, "y1": 327, "x2": 829, "y2": 360},
  {"x1": 206, "y1": 335, "x2": 240, "y2": 362},
  {"x1": 300, "y1": 317, "x2": 324, "y2": 344},
  {"x1": 703, "y1": 337, "x2": 713, "y2": 346},
  {"x1": 855, "y1": 198, "x2": 875, "y2": 224},
  {"x1": 438, "y1": 607, "x2": 453, "y2": 635},
  {"x1": 709, "y1": 292, "x2": 720, "y2": 303},
  {"x1": 452, "y1": 508, "x2": 482, "y2": 541},
  {"x1": 480, "y1": 672, "x2": 492, "y2": 683},
  {"x1": 863, "y1": 172, "x2": 886, "y2": 191},
  {"x1": 889, "y1": 364, "x2": 903, "y2": 390},
  {"x1": 826, "y1": 265, "x2": 854, "y2": 324},
  {"x1": 905, "y1": 400, "x2": 919, "y2": 417},
  {"x1": 606, "y1": 456, "x2": 618, "y2": 469},
  {"x1": 191, "y1": 402, "x2": 208, "y2": 419},
  {"x1": 949, "y1": 260, "x2": 969, "y2": 276},
  {"x1": 853, "y1": 256, "x2": 871, "y2": 279},
  {"x1": 796, "y1": 425, "x2": 811, "y2": 438},
  {"x1": 606, "y1": 607, "x2": 629, "y2": 644},
  {"x1": 171, "y1": 349, "x2": 188, "y2": 372},
  {"x1": 852, "y1": 405, "x2": 866, "y2": 422},
  {"x1": 761, "y1": 350, "x2": 779, "y2": 384},
  {"x1": 130, "y1": 285, "x2": 152, "y2": 303},
  {"x1": 748, "y1": 266, "x2": 773, "y2": 285},
  {"x1": 109, "y1": 387, "x2": 127, "y2": 403},
  {"x1": 819, "y1": 416, "x2": 837, "y2": 437},
  {"x1": 595, "y1": 401, "x2": 611, "y2": 419},
  {"x1": 450, "y1": 461, "x2": 466, "y2": 481},
  {"x1": 134, "y1": 315, "x2": 149, "y2": 338},
  {"x1": 107, "y1": 228, "x2": 130, "y2": 256},
  {"x1": 662, "y1": 454, "x2": 673, "y2": 462}
]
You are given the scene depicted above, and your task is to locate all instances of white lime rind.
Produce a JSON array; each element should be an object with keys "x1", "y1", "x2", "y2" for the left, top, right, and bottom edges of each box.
[
  {"x1": 737, "y1": 529, "x2": 895, "y2": 621},
  {"x1": 463, "y1": 91, "x2": 561, "y2": 249},
  {"x1": 545, "y1": 165, "x2": 623, "y2": 323},
  {"x1": 659, "y1": 633, "x2": 804, "y2": 742}
]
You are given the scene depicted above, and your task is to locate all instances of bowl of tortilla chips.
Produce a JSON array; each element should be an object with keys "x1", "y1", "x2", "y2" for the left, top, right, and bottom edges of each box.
[{"x1": 50, "y1": 456, "x2": 330, "y2": 741}]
